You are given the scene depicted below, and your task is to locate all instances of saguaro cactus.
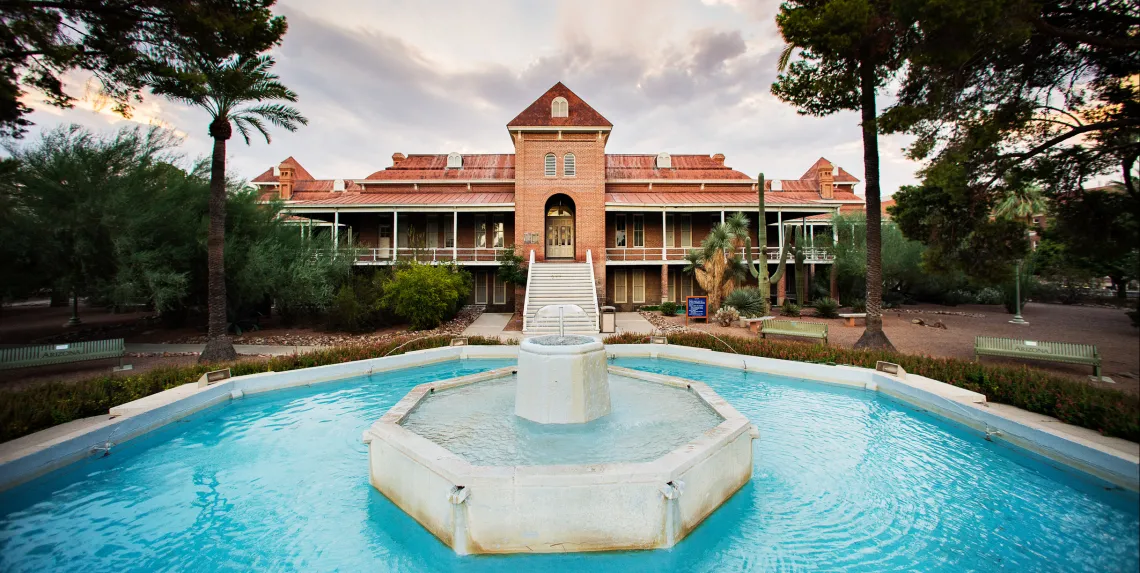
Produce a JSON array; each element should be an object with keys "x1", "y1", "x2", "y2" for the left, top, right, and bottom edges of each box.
[{"x1": 741, "y1": 173, "x2": 804, "y2": 314}]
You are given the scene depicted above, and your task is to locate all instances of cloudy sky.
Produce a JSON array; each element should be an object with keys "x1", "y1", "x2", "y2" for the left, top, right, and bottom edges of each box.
[{"x1": 15, "y1": 0, "x2": 924, "y2": 196}]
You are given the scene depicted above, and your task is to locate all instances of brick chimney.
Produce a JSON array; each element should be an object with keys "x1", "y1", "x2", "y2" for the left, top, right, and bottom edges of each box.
[
  {"x1": 712, "y1": 153, "x2": 725, "y2": 166},
  {"x1": 278, "y1": 163, "x2": 295, "y2": 200},
  {"x1": 818, "y1": 162, "x2": 834, "y2": 199},
  {"x1": 392, "y1": 152, "x2": 406, "y2": 166}
]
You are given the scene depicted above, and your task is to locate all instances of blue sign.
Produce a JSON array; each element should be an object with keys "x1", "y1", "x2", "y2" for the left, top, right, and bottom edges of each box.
[{"x1": 686, "y1": 296, "x2": 708, "y2": 321}]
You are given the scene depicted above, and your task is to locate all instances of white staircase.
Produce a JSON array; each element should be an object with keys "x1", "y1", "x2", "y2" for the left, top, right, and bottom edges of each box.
[{"x1": 523, "y1": 253, "x2": 600, "y2": 334}]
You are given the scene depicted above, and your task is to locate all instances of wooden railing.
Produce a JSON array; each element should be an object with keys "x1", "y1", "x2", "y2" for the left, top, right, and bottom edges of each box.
[
  {"x1": 355, "y1": 247, "x2": 508, "y2": 264},
  {"x1": 603, "y1": 246, "x2": 834, "y2": 262}
]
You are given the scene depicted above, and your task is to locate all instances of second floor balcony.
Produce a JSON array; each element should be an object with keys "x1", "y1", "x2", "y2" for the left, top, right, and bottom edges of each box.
[
  {"x1": 355, "y1": 246, "x2": 510, "y2": 265},
  {"x1": 604, "y1": 246, "x2": 834, "y2": 264}
]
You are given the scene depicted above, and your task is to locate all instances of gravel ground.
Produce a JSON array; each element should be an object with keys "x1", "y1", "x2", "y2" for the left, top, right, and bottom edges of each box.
[{"x1": 650, "y1": 302, "x2": 1140, "y2": 394}]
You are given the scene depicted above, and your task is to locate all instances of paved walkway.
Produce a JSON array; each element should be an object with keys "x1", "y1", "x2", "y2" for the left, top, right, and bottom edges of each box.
[
  {"x1": 459, "y1": 311, "x2": 655, "y2": 338},
  {"x1": 125, "y1": 343, "x2": 320, "y2": 356},
  {"x1": 461, "y1": 313, "x2": 514, "y2": 338},
  {"x1": 614, "y1": 312, "x2": 655, "y2": 335}
]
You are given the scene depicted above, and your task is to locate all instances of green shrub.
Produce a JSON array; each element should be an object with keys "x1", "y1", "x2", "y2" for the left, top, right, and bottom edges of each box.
[
  {"x1": 659, "y1": 301, "x2": 678, "y2": 316},
  {"x1": 850, "y1": 298, "x2": 866, "y2": 313},
  {"x1": 381, "y1": 263, "x2": 471, "y2": 330},
  {"x1": 602, "y1": 331, "x2": 1140, "y2": 442},
  {"x1": 724, "y1": 287, "x2": 767, "y2": 317},
  {"x1": 781, "y1": 301, "x2": 801, "y2": 317},
  {"x1": 813, "y1": 297, "x2": 840, "y2": 319},
  {"x1": 0, "y1": 335, "x2": 507, "y2": 443},
  {"x1": 975, "y1": 287, "x2": 1004, "y2": 305}
]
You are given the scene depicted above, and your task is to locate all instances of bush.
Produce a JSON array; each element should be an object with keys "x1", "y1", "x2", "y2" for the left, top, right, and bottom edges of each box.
[
  {"x1": 975, "y1": 287, "x2": 1004, "y2": 305},
  {"x1": 724, "y1": 287, "x2": 767, "y2": 317},
  {"x1": 781, "y1": 300, "x2": 801, "y2": 317},
  {"x1": 602, "y1": 331, "x2": 1140, "y2": 442},
  {"x1": 715, "y1": 305, "x2": 740, "y2": 326},
  {"x1": 381, "y1": 263, "x2": 471, "y2": 330},
  {"x1": 813, "y1": 297, "x2": 840, "y2": 319},
  {"x1": 659, "y1": 301, "x2": 678, "y2": 316},
  {"x1": 849, "y1": 298, "x2": 866, "y2": 313},
  {"x1": 0, "y1": 335, "x2": 507, "y2": 443}
]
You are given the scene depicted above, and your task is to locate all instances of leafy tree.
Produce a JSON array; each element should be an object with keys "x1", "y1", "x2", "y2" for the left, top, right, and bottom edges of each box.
[
  {"x1": 1046, "y1": 190, "x2": 1139, "y2": 298},
  {"x1": 0, "y1": 0, "x2": 286, "y2": 138},
  {"x1": 381, "y1": 263, "x2": 471, "y2": 330},
  {"x1": 496, "y1": 246, "x2": 528, "y2": 287},
  {"x1": 772, "y1": 0, "x2": 914, "y2": 350},
  {"x1": 150, "y1": 54, "x2": 306, "y2": 362}
]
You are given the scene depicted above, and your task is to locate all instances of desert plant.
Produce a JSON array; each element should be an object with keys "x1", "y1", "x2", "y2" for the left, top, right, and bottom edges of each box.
[
  {"x1": 781, "y1": 300, "x2": 801, "y2": 317},
  {"x1": 660, "y1": 301, "x2": 678, "y2": 316},
  {"x1": 724, "y1": 287, "x2": 767, "y2": 317},
  {"x1": 813, "y1": 297, "x2": 840, "y2": 319},
  {"x1": 850, "y1": 298, "x2": 866, "y2": 313},
  {"x1": 715, "y1": 305, "x2": 741, "y2": 326},
  {"x1": 381, "y1": 262, "x2": 470, "y2": 330}
]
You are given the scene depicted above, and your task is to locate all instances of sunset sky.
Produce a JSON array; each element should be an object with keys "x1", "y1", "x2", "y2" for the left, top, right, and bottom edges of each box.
[{"x1": 13, "y1": 0, "x2": 926, "y2": 196}]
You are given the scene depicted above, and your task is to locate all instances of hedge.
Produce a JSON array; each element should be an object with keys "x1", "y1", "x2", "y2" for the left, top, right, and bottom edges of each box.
[
  {"x1": 0, "y1": 335, "x2": 507, "y2": 444},
  {"x1": 604, "y1": 331, "x2": 1140, "y2": 442}
]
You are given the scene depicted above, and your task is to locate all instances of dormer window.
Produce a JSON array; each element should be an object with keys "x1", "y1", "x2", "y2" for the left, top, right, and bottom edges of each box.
[
  {"x1": 832, "y1": 165, "x2": 840, "y2": 177},
  {"x1": 656, "y1": 152, "x2": 671, "y2": 169},
  {"x1": 563, "y1": 153, "x2": 576, "y2": 177},
  {"x1": 446, "y1": 152, "x2": 462, "y2": 169},
  {"x1": 551, "y1": 97, "x2": 568, "y2": 118},
  {"x1": 771, "y1": 180, "x2": 782, "y2": 191},
  {"x1": 332, "y1": 179, "x2": 345, "y2": 191},
  {"x1": 545, "y1": 153, "x2": 556, "y2": 176}
]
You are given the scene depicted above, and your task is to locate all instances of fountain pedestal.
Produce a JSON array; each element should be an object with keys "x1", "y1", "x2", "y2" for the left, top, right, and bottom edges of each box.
[{"x1": 515, "y1": 335, "x2": 610, "y2": 424}]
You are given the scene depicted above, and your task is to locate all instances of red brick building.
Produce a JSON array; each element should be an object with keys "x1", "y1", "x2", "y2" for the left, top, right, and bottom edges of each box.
[{"x1": 254, "y1": 83, "x2": 863, "y2": 312}]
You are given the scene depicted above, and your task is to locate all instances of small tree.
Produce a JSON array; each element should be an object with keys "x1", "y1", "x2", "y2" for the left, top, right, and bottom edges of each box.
[
  {"x1": 496, "y1": 246, "x2": 528, "y2": 288},
  {"x1": 382, "y1": 263, "x2": 471, "y2": 330},
  {"x1": 683, "y1": 224, "x2": 747, "y2": 312}
]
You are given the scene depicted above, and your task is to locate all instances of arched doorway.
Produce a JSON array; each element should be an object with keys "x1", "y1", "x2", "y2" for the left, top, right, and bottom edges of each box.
[{"x1": 545, "y1": 194, "x2": 575, "y2": 259}]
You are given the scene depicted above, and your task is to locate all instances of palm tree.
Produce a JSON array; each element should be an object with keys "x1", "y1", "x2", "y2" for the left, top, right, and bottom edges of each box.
[
  {"x1": 994, "y1": 185, "x2": 1047, "y2": 226},
  {"x1": 153, "y1": 55, "x2": 307, "y2": 362},
  {"x1": 684, "y1": 223, "x2": 747, "y2": 311}
]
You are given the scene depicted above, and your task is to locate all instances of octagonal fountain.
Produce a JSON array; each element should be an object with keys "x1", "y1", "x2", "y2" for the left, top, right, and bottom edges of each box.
[{"x1": 363, "y1": 332, "x2": 757, "y2": 554}]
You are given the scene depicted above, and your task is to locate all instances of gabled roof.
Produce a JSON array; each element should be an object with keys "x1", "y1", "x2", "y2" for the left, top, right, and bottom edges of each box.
[
  {"x1": 363, "y1": 154, "x2": 515, "y2": 181},
  {"x1": 605, "y1": 155, "x2": 752, "y2": 180},
  {"x1": 798, "y1": 157, "x2": 859, "y2": 184},
  {"x1": 507, "y1": 82, "x2": 612, "y2": 128},
  {"x1": 251, "y1": 156, "x2": 315, "y2": 183}
]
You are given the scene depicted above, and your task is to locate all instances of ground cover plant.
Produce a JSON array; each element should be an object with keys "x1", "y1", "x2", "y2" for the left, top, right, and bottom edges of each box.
[
  {"x1": 0, "y1": 335, "x2": 506, "y2": 443},
  {"x1": 604, "y1": 331, "x2": 1139, "y2": 442}
]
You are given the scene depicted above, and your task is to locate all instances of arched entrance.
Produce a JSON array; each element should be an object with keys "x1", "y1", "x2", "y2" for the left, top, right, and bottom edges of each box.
[{"x1": 545, "y1": 194, "x2": 575, "y2": 259}]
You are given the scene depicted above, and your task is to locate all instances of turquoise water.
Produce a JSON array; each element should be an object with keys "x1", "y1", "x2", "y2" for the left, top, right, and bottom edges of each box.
[
  {"x1": 401, "y1": 374, "x2": 723, "y2": 466},
  {"x1": 0, "y1": 357, "x2": 1135, "y2": 572}
]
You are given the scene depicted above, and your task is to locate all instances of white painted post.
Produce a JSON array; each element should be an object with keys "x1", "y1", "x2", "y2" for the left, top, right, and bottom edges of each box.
[
  {"x1": 333, "y1": 210, "x2": 339, "y2": 246},
  {"x1": 393, "y1": 211, "x2": 399, "y2": 259},
  {"x1": 661, "y1": 210, "x2": 667, "y2": 260},
  {"x1": 720, "y1": 210, "x2": 725, "y2": 224},
  {"x1": 777, "y1": 210, "x2": 783, "y2": 252},
  {"x1": 453, "y1": 210, "x2": 458, "y2": 261}
]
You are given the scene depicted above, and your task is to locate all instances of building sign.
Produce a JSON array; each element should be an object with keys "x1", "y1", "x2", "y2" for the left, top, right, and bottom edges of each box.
[
  {"x1": 685, "y1": 296, "x2": 708, "y2": 324},
  {"x1": 523, "y1": 232, "x2": 539, "y2": 244}
]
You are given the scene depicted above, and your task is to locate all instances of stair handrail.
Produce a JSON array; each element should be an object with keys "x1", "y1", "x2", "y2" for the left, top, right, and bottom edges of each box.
[
  {"x1": 522, "y1": 249, "x2": 535, "y2": 331},
  {"x1": 586, "y1": 249, "x2": 600, "y2": 332}
]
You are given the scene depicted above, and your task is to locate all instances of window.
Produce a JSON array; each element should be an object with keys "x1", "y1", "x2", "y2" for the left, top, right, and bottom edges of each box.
[
  {"x1": 475, "y1": 215, "x2": 487, "y2": 248},
  {"x1": 614, "y1": 270, "x2": 627, "y2": 304},
  {"x1": 493, "y1": 273, "x2": 506, "y2": 304},
  {"x1": 447, "y1": 152, "x2": 462, "y2": 169},
  {"x1": 668, "y1": 269, "x2": 677, "y2": 301},
  {"x1": 492, "y1": 214, "x2": 504, "y2": 248},
  {"x1": 474, "y1": 272, "x2": 488, "y2": 304},
  {"x1": 544, "y1": 153, "x2": 556, "y2": 176},
  {"x1": 665, "y1": 214, "x2": 674, "y2": 248},
  {"x1": 615, "y1": 215, "x2": 626, "y2": 248},
  {"x1": 563, "y1": 153, "x2": 576, "y2": 177},
  {"x1": 444, "y1": 214, "x2": 455, "y2": 248},
  {"x1": 680, "y1": 215, "x2": 692, "y2": 247},
  {"x1": 681, "y1": 271, "x2": 693, "y2": 299},
  {"x1": 551, "y1": 96, "x2": 568, "y2": 118},
  {"x1": 632, "y1": 215, "x2": 644, "y2": 247},
  {"x1": 426, "y1": 215, "x2": 439, "y2": 249},
  {"x1": 632, "y1": 270, "x2": 645, "y2": 303},
  {"x1": 656, "y1": 152, "x2": 671, "y2": 169}
]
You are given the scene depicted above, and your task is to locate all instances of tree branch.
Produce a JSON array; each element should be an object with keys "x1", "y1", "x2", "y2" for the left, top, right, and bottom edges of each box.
[
  {"x1": 1027, "y1": 14, "x2": 1140, "y2": 50},
  {"x1": 1009, "y1": 120, "x2": 1140, "y2": 161}
]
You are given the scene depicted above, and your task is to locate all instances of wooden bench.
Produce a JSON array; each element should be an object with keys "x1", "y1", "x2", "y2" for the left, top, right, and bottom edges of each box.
[
  {"x1": 839, "y1": 313, "x2": 866, "y2": 327},
  {"x1": 974, "y1": 336, "x2": 1101, "y2": 378},
  {"x1": 761, "y1": 320, "x2": 828, "y2": 344},
  {"x1": 0, "y1": 339, "x2": 126, "y2": 371}
]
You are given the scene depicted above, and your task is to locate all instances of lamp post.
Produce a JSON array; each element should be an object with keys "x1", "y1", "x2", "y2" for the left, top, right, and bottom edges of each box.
[{"x1": 1009, "y1": 260, "x2": 1028, "y2": 325}]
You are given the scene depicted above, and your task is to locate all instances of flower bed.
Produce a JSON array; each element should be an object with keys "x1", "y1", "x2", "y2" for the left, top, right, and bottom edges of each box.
[
  {"x1": 0, "y1": 335, "x2": 507, "y2": 444},
  {"x1": 604, "y1": 331, "x2": 1139, "y2": 442}
]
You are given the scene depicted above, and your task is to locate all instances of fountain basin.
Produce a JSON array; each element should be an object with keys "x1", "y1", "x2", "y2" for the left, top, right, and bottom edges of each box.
[
  {"x1": 363, "y1": 366, "x2": 756, "y2": 554},
  {"x1": 515, "y1": 335, "x2": 609, "y2": 424}
]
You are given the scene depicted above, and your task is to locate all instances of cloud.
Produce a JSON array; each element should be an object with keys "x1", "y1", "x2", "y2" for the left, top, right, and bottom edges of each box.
[{"x1": 11, "y1": 0, "x2": 922, "y2": 195}]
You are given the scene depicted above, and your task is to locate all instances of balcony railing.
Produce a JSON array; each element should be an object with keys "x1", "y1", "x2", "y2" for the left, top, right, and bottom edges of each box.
[
  {"x1": 355, "y1": 247, "x2": 508, "y2": 264},
  {"x1": 604, "y1": 246, "x2": 834, "y2": 263}
]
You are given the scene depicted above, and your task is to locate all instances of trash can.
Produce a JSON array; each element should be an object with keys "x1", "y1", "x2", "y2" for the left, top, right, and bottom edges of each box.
[{"x1": 600, "y1": 306, "x2": 616, "y2": 333}]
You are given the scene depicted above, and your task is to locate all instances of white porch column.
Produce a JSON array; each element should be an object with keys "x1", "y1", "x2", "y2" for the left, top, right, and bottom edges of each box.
[
  {"x1": 393, "y1": 211, "x2": 399, "y2": 257},
  {"x1": 333, "y1": 210, "x2": 339, "y2": 246},
  {"x1": 777, "y1": 210, "x2": 783, "y2": 249},
  {"x1": 661, "y1": 210, "x2": 667, "y2": 259},
  {"x1": 453, "y1": 210, "x2": 458, "y2": 261},
  {"x1": 720, "y1": 210, "x2": 725, "y2": 224}
]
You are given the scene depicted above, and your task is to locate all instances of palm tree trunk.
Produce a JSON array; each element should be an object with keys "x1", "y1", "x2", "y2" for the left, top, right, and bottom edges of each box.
[
  {"x1": 854, "y1": 58, "x2": 895, "y2": 351},
  {"x1": 200, "y1": 119, "x2": 237, "y2": 363}
]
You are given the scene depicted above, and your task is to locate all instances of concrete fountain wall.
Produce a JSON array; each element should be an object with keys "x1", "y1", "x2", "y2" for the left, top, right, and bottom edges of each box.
[{"x1": 514, "y1": 335, "x2": 610, "y2": 424}]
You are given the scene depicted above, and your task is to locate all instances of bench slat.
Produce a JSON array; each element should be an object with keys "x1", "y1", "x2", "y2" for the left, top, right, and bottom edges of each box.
[
  {"x1": 0, "y1": 339, "x2": 125, "y2": 370},
  {"x1": 974, "y1": 336, "x2": 1100, "y2": 376}
]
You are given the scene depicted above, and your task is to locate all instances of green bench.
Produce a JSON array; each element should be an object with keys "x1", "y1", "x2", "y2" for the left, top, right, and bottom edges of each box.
[
  {"x1": 0, "y1": 339, "x2": 126, "y2": 371},
  {"x1": 974, "y1": 336, "x2": 1101, "y2": 378},
  {"x1": 761, "y1": 320, "x2": 828, "y2": 344}
]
